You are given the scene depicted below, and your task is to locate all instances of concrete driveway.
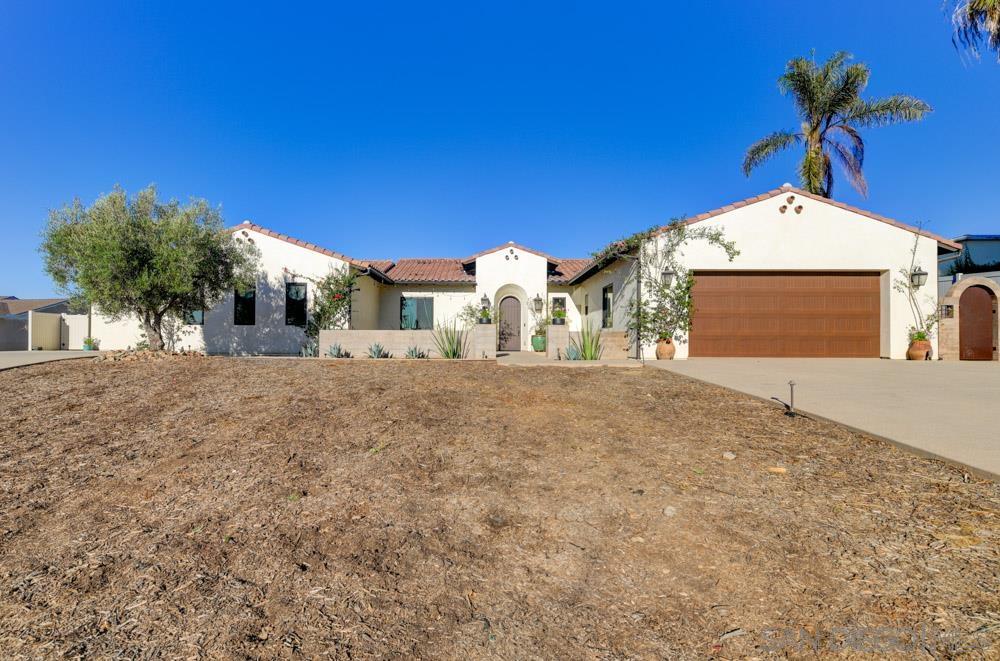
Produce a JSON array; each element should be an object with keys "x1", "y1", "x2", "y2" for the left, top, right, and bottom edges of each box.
[
  {"x1": 649, "y1": 358, "x2": 1000, "y2": 479},
  {"x1": 0, "y1": 351, "x2": 95, "y2": 371}
]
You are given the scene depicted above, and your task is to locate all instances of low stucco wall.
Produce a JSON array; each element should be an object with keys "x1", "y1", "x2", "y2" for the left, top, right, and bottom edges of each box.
[
  {"x1": 320, "y1": 329, "x2": 437, "y2": 358},
  {"x1": 28, "y1": 311, "x2": 62, "y2": 351},
  {"x1": 320, "y1": 326, "x2": 495, "y2": 359}
]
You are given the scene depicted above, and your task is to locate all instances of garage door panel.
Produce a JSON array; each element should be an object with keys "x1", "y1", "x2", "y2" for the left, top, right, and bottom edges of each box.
[{"x1": 690, "y1": 271, "x2": 880, "y2": 358}]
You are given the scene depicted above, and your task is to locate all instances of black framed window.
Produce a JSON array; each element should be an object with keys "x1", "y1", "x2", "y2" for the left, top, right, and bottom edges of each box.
[
  {"x1": 583, "y1": 294, "x2": 589, "y2": 316},
  {"x1": 183, "y1": 309, "x2": 204, "y2": 325},
  {"x1": 601, "y1": 285, "x2": 613, "y2": 328},
  {"x1": 285, "y1": 282, "x2": 307, "y2": 327},
  {"x1": 552, "y1": 297, "x2": 566, "y2": 313},
  {"x1": 234, "y1": 287, "x2": 256, "y2": 326},
  {"x1": 400, "y1": 297, "x2": 433, "y2": 330}
]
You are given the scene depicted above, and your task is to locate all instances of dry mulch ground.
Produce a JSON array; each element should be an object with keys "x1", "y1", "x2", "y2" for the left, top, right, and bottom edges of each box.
[{"x1": 0, "y1": 356, "x2": 997, "y2": 659}]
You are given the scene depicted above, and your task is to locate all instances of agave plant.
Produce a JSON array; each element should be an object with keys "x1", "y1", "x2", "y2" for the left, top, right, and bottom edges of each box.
[
  {"x1": 367, "y1": 342, "x2": 392, "y2": 359},
  {"x1": 300, "y1": 340, "x2": 319, "y2": 357},
  {"x1": 564, "y1": 344, "x2": 582, "y2": 361},
  {"x1": 405, "y1": 346, "x2": 429, "y2": 359},
  {"x1": 569, "y1": 323, "x2": 603, "y2": 360},
  {"x1": 326, "y1": 343, "x2": 351, "y2": 358},
  {"x1": 432, "y1": 323, "x2": 468, "y2": 359}
]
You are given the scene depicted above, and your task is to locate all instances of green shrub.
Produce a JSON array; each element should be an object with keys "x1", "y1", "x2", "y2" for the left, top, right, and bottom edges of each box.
[
  {"x1": 570, "y1": 323, "x2": 603, "y2": 360},
  {"x1": 405, "y1": 346, "x2": 429, "y2": 359},
  {"x1": 326, "y1": 343, "x2": 352, "y2": 358},
  {"x1": 367, "y1": 343, "x2": 392, "y2": 359},
  {"x1": 432, "y1": 323, "x2": 467, "y2": 359}
]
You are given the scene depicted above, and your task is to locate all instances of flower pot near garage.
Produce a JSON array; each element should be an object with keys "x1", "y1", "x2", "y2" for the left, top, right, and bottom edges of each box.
[
  {"x1": 906, "y1": 339, "x2": 932, "y2": 361},
  {"x1": 531, "y1": 335, "x2": 546, "y2": 352},
  {"x1": 551, "y1": 317, "x2": 565, "y2": 326},
  {"x1": 655, "y1": 337, "x2": 675, "y2": 360},
  {"x1": 477, "y1": 317, "x2": 491, "y2": 324}
]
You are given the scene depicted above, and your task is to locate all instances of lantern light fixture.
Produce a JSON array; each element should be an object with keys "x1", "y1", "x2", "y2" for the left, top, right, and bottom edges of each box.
[
  {"x1": 532, "y1": 294, "x2": 544, "y2": 313},
  {"x1": 910, "y1": 267, "x2": 928, "y2": 289}
]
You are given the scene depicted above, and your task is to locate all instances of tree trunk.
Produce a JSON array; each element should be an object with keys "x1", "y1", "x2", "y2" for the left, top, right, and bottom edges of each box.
[{"x1": 141, "y1": 312, "x2": 165, "y2": 351}]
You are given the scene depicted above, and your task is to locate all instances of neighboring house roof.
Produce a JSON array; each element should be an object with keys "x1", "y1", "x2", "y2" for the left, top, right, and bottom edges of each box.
[
  {"x1": 951, "y1": 235, "x2": 1000, "y2": 242},
  {"x1": 0, "y1": 298, "x2": 68, "y2": 315},
  {"x1": 384, "y1": 259, "x2": 475, "y2": 284},
  {"x1": 460, "y1": 241, "x2": 559, "y2": 265}
]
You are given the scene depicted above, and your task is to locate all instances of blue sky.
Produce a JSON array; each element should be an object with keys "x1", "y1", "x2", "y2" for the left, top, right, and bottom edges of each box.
[{"x1": 2, "y1": 1, "x2": 997, "y2": 297}]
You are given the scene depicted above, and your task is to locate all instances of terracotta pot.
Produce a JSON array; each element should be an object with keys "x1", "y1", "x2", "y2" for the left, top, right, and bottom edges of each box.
[
  {"x1": 655, "y1": 337, "x2": 675, "y2": 360},
  {"x1": 906, "y1": 339, "x2": 932, "y2": 361}
]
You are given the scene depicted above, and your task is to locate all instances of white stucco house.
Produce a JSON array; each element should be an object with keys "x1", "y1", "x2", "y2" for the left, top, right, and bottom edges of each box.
[{"x1": 72, "y1": 184, "x2": 968, "y2": 360}]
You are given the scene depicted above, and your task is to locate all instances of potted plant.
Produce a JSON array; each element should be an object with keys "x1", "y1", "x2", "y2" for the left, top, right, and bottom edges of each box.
[
  {"x1": 906, "y1": 329, "x2": 933, "y2": 361},
  {"x1": 655, "y1": 332, "x2": 675, "y2": 360},
  {"x1": 531, "y1": 316, "x2": 547, "y2": 352},
  {"x1": 551, "y1": 308, "x2": 567, "y2": 325},
  {"x1": 478, "y1": 307, "x2": 491, "y2": 324},
  {"x1": 82, "y1": 336, "x2": 100, "y2": 351}
]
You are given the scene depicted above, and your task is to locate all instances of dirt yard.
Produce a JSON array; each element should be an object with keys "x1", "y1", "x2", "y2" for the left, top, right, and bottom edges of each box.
[{"x1": 1, "y1": 357, "x2": 997, "y2": 658}]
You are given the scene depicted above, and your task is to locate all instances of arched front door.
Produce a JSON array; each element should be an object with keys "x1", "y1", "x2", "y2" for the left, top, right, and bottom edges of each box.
[
  {"x1": 960, "y1": 286, "x2": 995, "y2": 360},
  {"x1": 498, "y1": 296, "x2": 521, "y2": 351}
]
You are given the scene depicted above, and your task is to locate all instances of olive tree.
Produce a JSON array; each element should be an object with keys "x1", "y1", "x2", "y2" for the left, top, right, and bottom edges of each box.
[{"x1": 41, "y1": 185, "x2": 259, "y2": 351}]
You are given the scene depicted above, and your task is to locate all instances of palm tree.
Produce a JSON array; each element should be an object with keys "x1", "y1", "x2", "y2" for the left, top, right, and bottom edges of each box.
[
  {"x1": 742, "y1": 52, "x2": 931, "y2": 198},
  {"x1": 952, "y1": 1, "x2": 1000, "y2": 60}
]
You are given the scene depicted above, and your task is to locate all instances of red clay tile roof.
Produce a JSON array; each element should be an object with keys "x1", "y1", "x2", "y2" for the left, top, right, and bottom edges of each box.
[
  {"x1": 357, "y1": 259, "x2": 395, "y2": 274},
  {"x1": 385, "y1": 259, "x2": 475, "y2": 284},
  {"x1": 668, "y1": 184, "x2": 962, "y2": 250},
  {"x1": 548, "y1": 259, "x2": 592, "y2": 284}
]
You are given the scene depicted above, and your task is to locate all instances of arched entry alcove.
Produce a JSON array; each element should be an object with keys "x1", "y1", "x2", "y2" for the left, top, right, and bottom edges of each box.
[
  {"x1": 939, "y1": 276, "x2": 1000, "y2": 361},
  {"x1": 493, "y1": 283, "x2": 529, "y2": 351}
]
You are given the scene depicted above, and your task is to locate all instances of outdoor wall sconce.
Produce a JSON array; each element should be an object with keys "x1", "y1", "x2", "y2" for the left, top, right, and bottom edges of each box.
[
  {"x1": 910, "y1": 267, "x2": 928, "y2": 288},
  {"x1": 480, "y1": 294, "x2": 490, "y2": 309},
  {"x1": 661, "y1": 270, "x2": 675, "y2": 286},
  {"x1": 532, "y1": 294, "x2": 544, "y2": 313}
]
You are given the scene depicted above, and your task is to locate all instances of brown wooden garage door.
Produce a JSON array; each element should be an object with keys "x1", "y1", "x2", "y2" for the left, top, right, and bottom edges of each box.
[{"x1": 690, "y1": 271, "x2": 881, "y2": 357}]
